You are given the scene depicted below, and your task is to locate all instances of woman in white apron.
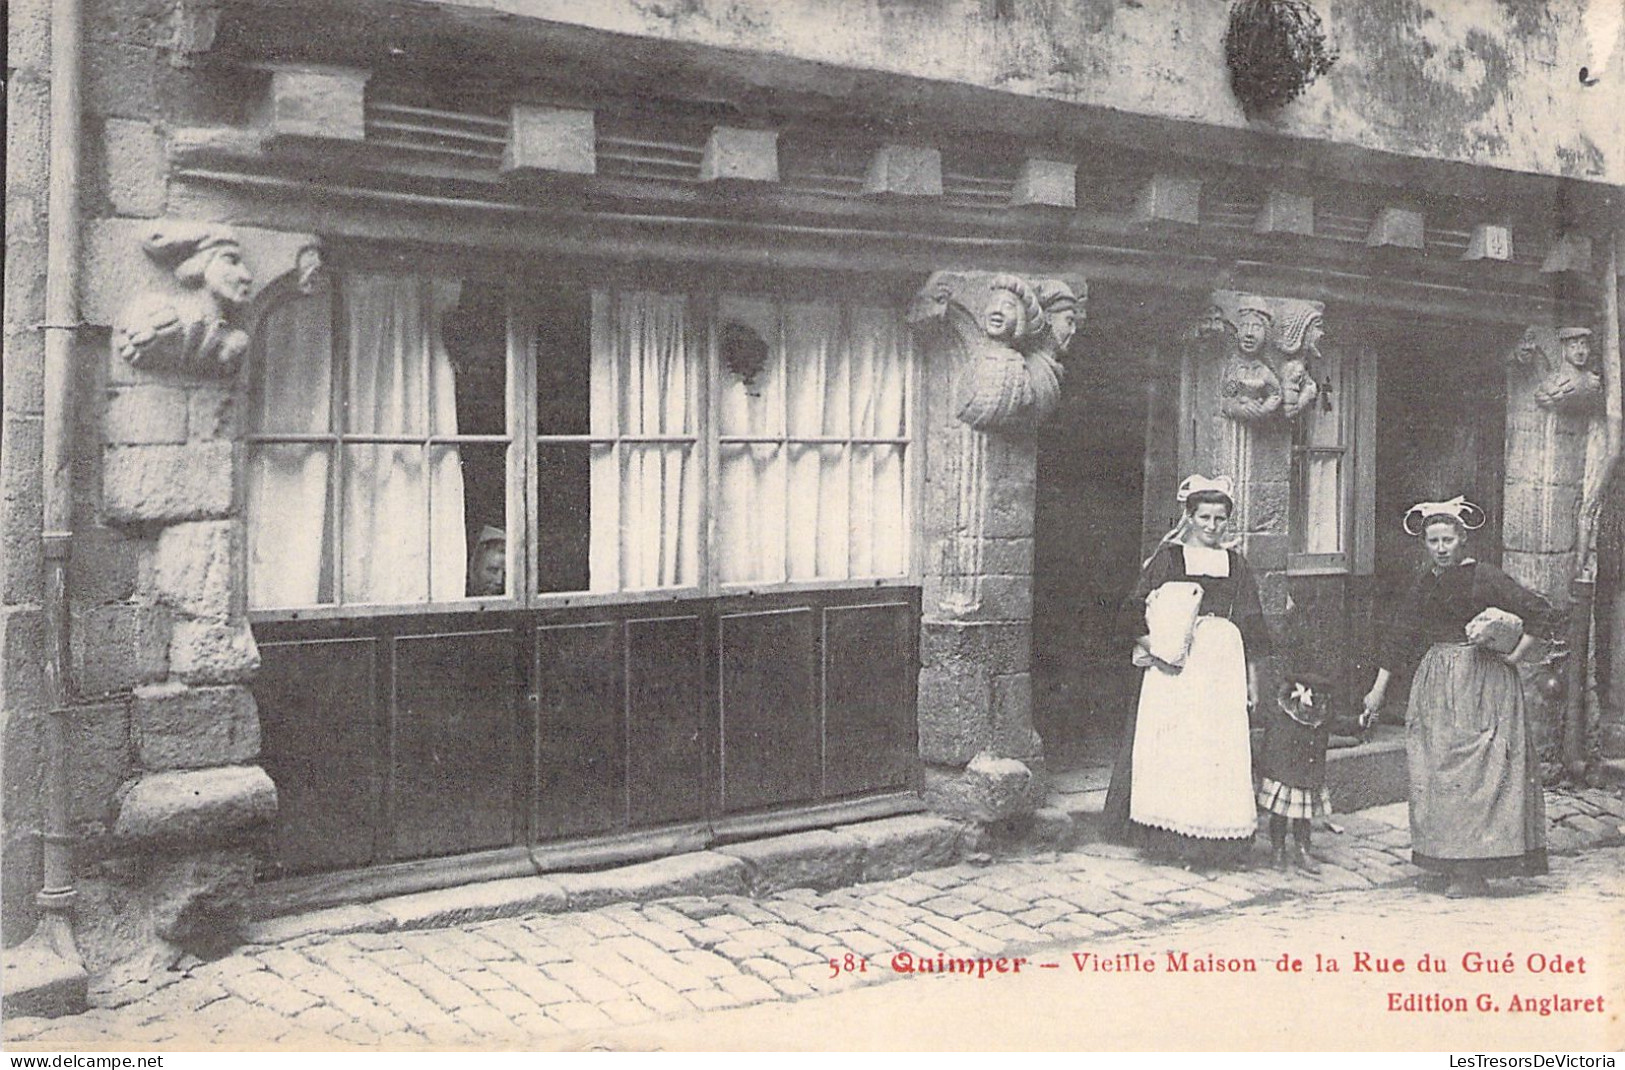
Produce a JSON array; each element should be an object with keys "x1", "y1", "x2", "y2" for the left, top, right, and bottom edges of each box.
[{"x1": 1103, "y1": 475, "x2": 1270, "y2": 867}]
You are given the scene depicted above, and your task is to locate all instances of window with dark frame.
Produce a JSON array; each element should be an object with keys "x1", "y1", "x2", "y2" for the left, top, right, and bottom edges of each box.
[{"x1": 245, "y1": 271, "x2": 916, "y2": 614}]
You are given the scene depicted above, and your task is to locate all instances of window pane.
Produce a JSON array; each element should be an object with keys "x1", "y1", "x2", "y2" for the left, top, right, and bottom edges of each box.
[
  {"x1": 1301, "y1": 453, "x2": 1343, "y2": 554},
  {"x1": 1302, "y1": 348, "x2": 1342, "y2": 448},
  {"x1": 442, "y1": 282, "x2": 509, "y2": 436},
  {"x1": 247, "y1": 443, "x2": 333, "y2": 607},
  {"x1": 342, "y1": 444, "x2": 466, "y2": 603},
  {"x1": 535, "y1": 288, "x2": 592, "y2": 437},
  {"x1": 251, "y1": 291, "x2": 332, "y2": 435},
  {"x1": 446, "y1": 443, "x2": 508, "y2": 598},
  {"x1": 612, "y1": 443, "x2": 698, "y2": 590},
  {"x1": 718, "y1": 443, "x2": 786, "y2": 584},
  {"x1": 850, "y1": 444, "x2": 908, "y2": 577},
  {"x1": 602, "y1": 291, "x2": 694, "y2": 437},
  {"x1": 538, "y1": 442, "x2": 591, "y2": 594},
  {"x1": 716, "y1": 297, "x2": 782, "y2": 438},
  {"x1": 785, "y1": 303, "x2": 846, "y2": 438},
  {"x1": 849, "y1": 306, "x2": 909, "y2": 438},
  {"x1": 788, "y1": 443, "x2": 848, "y2": 580},
  {"x1": 343, "y1": 275, "x2": 462, "y2": 437}
]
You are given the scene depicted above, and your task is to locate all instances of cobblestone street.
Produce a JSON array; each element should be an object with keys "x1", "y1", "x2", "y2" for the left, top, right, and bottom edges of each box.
[{"x1": 5, "y1": 786, "x2": 1622, "y2": 1050}]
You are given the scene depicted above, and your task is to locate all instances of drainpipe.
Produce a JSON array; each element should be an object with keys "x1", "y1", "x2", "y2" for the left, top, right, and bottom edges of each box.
[
  {"x1": 19, "y1": 0, "x2": 88, "y2": 998},
  {"x1": 1569, "y1": 232, "x2": 1623, "y2": 781}
]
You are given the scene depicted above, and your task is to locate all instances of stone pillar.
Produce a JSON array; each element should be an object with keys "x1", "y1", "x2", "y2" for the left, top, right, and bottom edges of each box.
[
  {"x1": 1181, "y1": 292, "x2": 1328, "y2": 644},
  {"x1": 908, "y1": 270, "x2": 1082, "y2": 823},
  {"x1": 70, "y1": 220, "x2": 316, "y2": 996},
  {"x1": 1503, "y1": 325, "x2": 1605, "y2": 758}
]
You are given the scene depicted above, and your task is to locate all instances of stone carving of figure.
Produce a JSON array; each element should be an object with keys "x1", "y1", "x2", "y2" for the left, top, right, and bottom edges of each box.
[
  {"x1": 956, "y1": 274, "x2": 1048, "y2": 430},
  {"x1": 1535, "y1": 327, "x2": 1603, "y2": 414},
  {"x1": 1025, "y1": 278, "x2": 1085, "y2": 424},
  {"x1": 1220, "y1": 296, "x2": 1282, "y2": 423},
  {"x1": 1509, "y1": 326, "x2": 1548, "y2": 372},
  {"x1": 113, "y1": 222, "x2": 254, "y2": 375},
  {"x1": 1275, "y1": 303, "x2": 1324, "y2": 420}
]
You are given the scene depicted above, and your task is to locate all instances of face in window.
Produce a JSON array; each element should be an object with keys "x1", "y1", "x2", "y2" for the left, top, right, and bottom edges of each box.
[
  {"x1": 1235, "y1": 310, "x2": 1270, "y2": 356},
  {"x1": 202, "y1": 247, "x2": 254, "y2": 309},
  {"x1": 470, "y1": 541, "x2": 506, "y2": 596}
]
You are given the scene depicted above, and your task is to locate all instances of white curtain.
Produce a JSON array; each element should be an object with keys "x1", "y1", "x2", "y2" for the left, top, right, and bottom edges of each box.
[
  {"x1": 717, "y1": 300, "x2": 909, "y2": 584},
  {"x1": 846, "y1": 306, "x2": 909, "y2": 577},
  {"x1": 589, "y1": 291, "x2": 698, "y2": 591},
  {"x1": 247, "y1": 274, "x2": 467, "y2": 607},
  {"x1": 247, "y1": 293, "x2": 333, "y2": 608}
]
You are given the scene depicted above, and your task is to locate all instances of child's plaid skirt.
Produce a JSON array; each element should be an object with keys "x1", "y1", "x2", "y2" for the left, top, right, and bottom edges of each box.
[{"x1": 1257, "y1": 776, "x2": 1332, "y2": 820}]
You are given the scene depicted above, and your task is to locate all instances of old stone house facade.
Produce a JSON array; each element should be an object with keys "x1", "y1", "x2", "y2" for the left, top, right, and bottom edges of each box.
[{"x1": 4, "y1": 0, "x2": 1622, "y2": 1006}]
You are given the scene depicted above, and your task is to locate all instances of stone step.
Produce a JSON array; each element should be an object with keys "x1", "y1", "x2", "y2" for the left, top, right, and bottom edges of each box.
[
  {"x1": 241, "y1": 813, "x2": 974, "y2": 947},
  {"x1": 1045, "y1": 725, "x2": 1409, "y2": 848}
]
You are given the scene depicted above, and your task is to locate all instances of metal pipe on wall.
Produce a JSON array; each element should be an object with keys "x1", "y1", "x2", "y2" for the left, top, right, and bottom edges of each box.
[{"x1": 29, "y1": 0, "x2": 86, "y2": 988}]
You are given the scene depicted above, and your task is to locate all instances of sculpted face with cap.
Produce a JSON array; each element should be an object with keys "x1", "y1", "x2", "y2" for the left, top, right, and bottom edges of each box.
[{"x1": 1559, "y1": 329, "x2": 1593, "y2": 370}]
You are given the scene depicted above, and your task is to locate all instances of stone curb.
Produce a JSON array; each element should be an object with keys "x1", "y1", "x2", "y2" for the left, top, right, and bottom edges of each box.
[{"x1": 242, "y1": 813, "x2": 969, "y2": 946}]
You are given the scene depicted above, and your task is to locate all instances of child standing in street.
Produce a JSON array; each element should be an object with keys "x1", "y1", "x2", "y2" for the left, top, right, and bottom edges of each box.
[{"x1": 1257, "y1": 670, "x2": 1338, "y2": 872}]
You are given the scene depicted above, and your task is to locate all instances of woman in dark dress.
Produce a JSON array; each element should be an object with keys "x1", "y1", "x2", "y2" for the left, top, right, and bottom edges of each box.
[
  {"x1": 1361, "y1": 497, "x2": 1552, "y2": 897},
  {"x1": 1102, "y1": 475, "x2": 1272, "y2": 866}
]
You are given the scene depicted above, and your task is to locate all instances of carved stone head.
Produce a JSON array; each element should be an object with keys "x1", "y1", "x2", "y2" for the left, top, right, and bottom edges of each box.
[
  {"x1": 984, "y1": 274, "x2": 1045, "y2": 345},
  {"x1": 1511, "y1": 326, "x2": 1550, "y2": 370},
  {"x1": 1033, "y1": 278, "x2": 1084, "y2": 354},
  {"x1": 1233, "y1": 296, "x2": 1273, "y2": 356},
  {"x1": 1277, "y1": 303, "x2": 1324, "y2": 356},
  {"x1": 1558, "y1": 327, "x2": 1593, "y2": 369},
  {"x1": 146, "y1": 222, "x2": 254, "y2": 309}
]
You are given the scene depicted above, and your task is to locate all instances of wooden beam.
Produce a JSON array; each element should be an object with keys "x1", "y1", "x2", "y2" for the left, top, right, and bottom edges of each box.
[
  {"x1": 1462, "y1": 224, "x2": 1514, "y2": 262},
  {"x1": 502, "y1": 105, "x2": 596, "y2": 176},
  {"x1": 862, "y1": 145, "x2": 942, "y2": 197},
  {"x1": 1009, "y1": 159, "x2": 1076, "y2": 209},
  {"x1": 1542, "y1": 232, "x2": 1593, "y2": 274},
  {"x1": 257, "y1": 65, "x2": 369, "y2": 143},
  {"x1": 699, "y1": 127, "x2": 779, "y2": 183},
  {"x1": 1254, "y1": 190, "x2": 1314, "y2": 236},
  {"x1": 1133, "y1": 174, "x2": 1200, "y2": 225},
  {"x1": 1366, "y1": 207, "x2": 1425, "y2": 249}
]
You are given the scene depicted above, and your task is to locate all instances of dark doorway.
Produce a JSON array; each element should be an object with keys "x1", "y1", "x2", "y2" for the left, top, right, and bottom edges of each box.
[{"x1": 1032, "y1": 288, "x2": 1165, "y2": 769}]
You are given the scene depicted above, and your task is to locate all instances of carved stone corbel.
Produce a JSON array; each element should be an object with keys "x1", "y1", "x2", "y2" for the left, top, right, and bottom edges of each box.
[
  {"x1": 111, "y1": 221, "x2": 255, "y2": 376},
  {"x1": 908, "y1": 270, "x2": 1086, "y2": 432},
  {"x1": 1209, "y1": 291, "x2": 1326, "y2": 424},
  {"x1": 1217, "y1": 293, "x2": 1282, "y2": 424},
  {"x1": 1508, "y1": 325, "x2": 1603, "y2": 415},
  {"x1": 1275, "y1": 301, "x2": 1326, "y2": 420},
  {"x1": 1537, "y1": 327, "x2": 1603, "y2": 415}
]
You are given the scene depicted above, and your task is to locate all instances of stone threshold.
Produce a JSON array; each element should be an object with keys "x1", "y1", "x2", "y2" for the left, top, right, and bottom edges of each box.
[
  {"x1": 1045, "y1": 725, "x2": 1410, "y2": 841},
  {"x1": 241, "y1": 813, "x2": 975, "y2": 947}
]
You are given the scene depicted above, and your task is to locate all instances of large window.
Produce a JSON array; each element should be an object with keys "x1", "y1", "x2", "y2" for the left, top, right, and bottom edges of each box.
[{"x1": 246, "y1": 272, "x2": 915, "y2": 613}]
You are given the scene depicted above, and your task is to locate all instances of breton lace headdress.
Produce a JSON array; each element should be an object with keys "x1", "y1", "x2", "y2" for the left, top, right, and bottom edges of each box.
[
  {"x1": 1402, "y1": 496, "x2": 1486, "y2": 536},
  {"x1": 1176, "y1": 474, "x2": 1235, "y2": 502},
  {"x1": 1145, "y1": 475, "x2": 1239, "y2": 566}
]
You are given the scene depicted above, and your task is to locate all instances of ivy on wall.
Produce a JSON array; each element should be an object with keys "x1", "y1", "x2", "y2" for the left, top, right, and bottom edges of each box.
[{"x1": 1224, "y1": 0, "x2": 1338, "y2": 116}]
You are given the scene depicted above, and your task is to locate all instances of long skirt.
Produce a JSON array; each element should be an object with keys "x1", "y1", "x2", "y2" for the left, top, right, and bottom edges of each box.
[
  {"x1": 1125, "y1": 616, "x2": 1257, "y2": 846},
  {"x1": 1406, "y1": 642, "x2": 1548, "y2": 878}
]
